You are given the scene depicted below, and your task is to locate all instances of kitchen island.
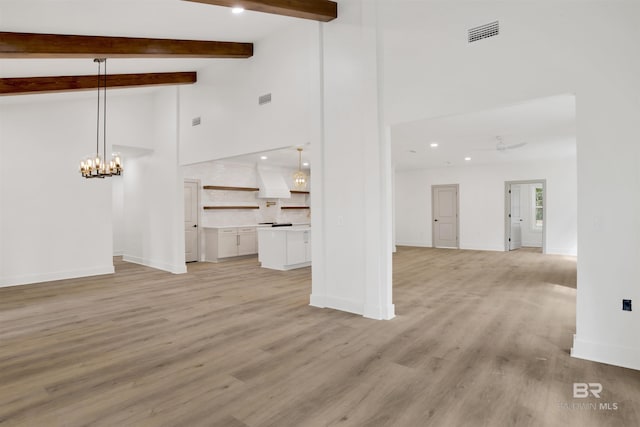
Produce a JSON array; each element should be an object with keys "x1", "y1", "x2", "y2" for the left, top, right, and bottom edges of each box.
[{"x1": 257, "y1": 226, "x2": 311, "y2": 270}]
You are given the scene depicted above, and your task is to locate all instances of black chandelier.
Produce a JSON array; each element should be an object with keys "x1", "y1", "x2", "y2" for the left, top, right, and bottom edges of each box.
[{"x1": 79, "y1": 58, "x2": 123, "y2": 178}]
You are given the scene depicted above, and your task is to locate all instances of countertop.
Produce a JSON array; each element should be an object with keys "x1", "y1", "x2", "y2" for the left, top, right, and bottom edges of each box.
[
  {"x1": 257, "y1": 226, "x2": 311, "y2": 232},
  {"x1": 202, "y1": 223, "x2": 310, "y2": 229}
]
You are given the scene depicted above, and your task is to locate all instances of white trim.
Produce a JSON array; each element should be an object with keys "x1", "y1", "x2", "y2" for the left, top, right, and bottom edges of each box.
[
  {"x1": 364, "y1": 303, "x2": 396, "y2": 320},
  {"x1": 310, "y1": 294, "x2": 363, "y2": 316},
  {"x1": 459, "y1": 245, "x2": 504, "y2": 252},
  {"x1": 122, "y1": 255, "x2": 187, "y2": 274},
  {"x1": 0, "y1": 265, "x2": 115, "y2": 288},
  {"x1": 396, "y1": 241, "x2": 432, "y2": 248},
  {"x1": 546, "y1": 247, "x2": 578, "y2": 256},
  {"x1": 113, "y1": 250, "x2": 124, "y2": 256},
  {"x1": 572, "y1": 334, "x2": 640, "y2": 371}
]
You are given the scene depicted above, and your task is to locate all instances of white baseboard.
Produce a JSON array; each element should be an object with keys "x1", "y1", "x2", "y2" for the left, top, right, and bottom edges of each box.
[
  {"x1": 460, "y1": 245, "x2": 504, "y2": 252},
  {"x1": 122, "y1": 255, "x2": 187, "y2": 274},
  {"x1": 571, "y1": 334, "x2": 640, "y2": 371},
  {"x1": 364, "y1": 303, "x2": 396, "y2": 320},
  {"x1": 0, "y1": 265, "x2": 115, "y2": 288},
  {"x1": 113, "y1": 250, "x2": 124, "y2": 256},
  {"x1": 310, "y1": 294, "x2": 363, "y2": 316},
  {"x1": 396, "y1": 241, "x2": 432, "y2": 248},
  {"x1": 522, "y1": 241, "x2": 543, "y2": 248},
  {"x1": 547, "y1": 247, "x2": 577, "y2": 256}
]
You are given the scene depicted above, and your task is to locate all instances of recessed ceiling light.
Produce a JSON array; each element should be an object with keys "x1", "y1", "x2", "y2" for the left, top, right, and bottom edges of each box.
[
  {"x1": 408, "y1": 149, "x2": 417, "y2": 154},
  {"x1": 231, "y1": 7, "x2": 245, "y2": 14},
  {"x1": 260, "y1": 156, "x2": 268, "y2": 160},
  {"x1": 430, "y1": 142, "x2": 439, "y2": 148},
  {"x1": 303, "y1": 162, "x2": 309, "y2": 166},
  {"x1": 464, "y1": 157, "x2": 471, "y2": 161}
]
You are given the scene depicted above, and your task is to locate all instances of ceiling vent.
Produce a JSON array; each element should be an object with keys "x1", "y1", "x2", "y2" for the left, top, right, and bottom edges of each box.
[
  {"x1": 258, "y1": 93, "x2": 272, "y2": 105},
  {"x1": 468, "y1": 21, "x2": 499, "y2": 43}
]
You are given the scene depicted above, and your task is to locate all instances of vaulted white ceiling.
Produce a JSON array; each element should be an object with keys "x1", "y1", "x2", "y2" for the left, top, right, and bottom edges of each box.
[
  {"x1": 392, "y1": 94, "x2": 576, "y2": 171},
  {"x1": 0, "y1": 0, "x2": 297, "y2": 77}
]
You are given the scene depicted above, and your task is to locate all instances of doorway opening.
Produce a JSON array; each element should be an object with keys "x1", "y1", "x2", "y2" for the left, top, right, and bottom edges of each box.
[{"x1": 505, "y1": 180, "x2": 546, "y2": 253}]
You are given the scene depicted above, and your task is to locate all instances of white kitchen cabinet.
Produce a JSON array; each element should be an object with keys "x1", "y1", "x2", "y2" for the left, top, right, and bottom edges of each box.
[
  {"x1": 286, "y1": 230, "x2": 310, "y2": 265},
  {"x1": 257, "y1": 227, "x2": 311, "y2": 270},
  {"x1": 238, "y1": 227, "x2": 257, "y2": 256},
  {"x1": 204, "y1": 227, "x2": 257, "y2": 262}
]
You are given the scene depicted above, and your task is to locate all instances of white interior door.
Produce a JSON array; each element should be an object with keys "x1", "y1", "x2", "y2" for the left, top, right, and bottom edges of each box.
[
  {"x1": 509, "y1": 184, "x2": 523, "y2": 250},
  {"x1": 432, "y1": 185, "x2": 459, "y2": 248},
  {"x1": 184, "y1": 181, "x2": 199, "y2": 262}
]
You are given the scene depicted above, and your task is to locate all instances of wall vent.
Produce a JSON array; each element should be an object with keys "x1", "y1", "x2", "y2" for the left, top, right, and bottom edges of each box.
[
  {"x1": 258, "y1": 93, "x2": 272, "y2": 105},
  {"x1": 468, "y1": 21, "x2": 499, "y2": 43},
  {"x1": 192, "y1": 117, "x2": 201, "y2": 126}
]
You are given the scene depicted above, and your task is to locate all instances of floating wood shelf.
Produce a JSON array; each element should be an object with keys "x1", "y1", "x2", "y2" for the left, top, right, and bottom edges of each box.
[
  {"x1": 203, "y1": 206, "x2": 259, "y2": 210},
  {"x1": 203, "y1": 186, "x2": 259, "y2": 192},
  {"x1": 290, "y1": 190, "x2": 310, "y2": 194},
  {"x1": 281, "y1": 206, "x2": 311, "y2": 210}
]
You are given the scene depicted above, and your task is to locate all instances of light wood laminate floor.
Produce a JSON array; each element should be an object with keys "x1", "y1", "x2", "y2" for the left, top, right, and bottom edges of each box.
[{"x1": 0, "y1": 247, "x2": 638, "y2": 426}]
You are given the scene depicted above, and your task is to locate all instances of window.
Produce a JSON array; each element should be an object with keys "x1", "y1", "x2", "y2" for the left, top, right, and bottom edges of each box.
[{"x1": 534, "y1": 185, "x2": 543, "y2": 228}]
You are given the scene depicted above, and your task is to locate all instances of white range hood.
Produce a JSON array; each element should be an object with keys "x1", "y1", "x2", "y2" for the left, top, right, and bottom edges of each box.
[{"x1": 257, "y1": 169, "x2": 291, "y2": 199}]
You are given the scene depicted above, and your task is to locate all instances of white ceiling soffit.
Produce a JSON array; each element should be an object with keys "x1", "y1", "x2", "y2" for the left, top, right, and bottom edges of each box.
[
  {"x1": 392, "y1": 94, "x2": 577, "y2": 171},
  {"x1": 0, "y1": 0, "x2": 297, "y2": 78}
]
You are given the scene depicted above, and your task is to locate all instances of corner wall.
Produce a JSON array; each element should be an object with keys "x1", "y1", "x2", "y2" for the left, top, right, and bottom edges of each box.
[
  {"x1": 122, "y1": 88, "x2": 186, "y2": 274},
  {"x1": 0, "y1": 93, "x2": 154, "y2": 287},
  {"x1": 383, "y1": 1, "x2": 640, "y2": 370}
]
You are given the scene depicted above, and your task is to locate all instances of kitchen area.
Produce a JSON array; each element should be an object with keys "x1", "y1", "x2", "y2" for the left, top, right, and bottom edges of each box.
[{"x1": 183, "y1": 146, "x2": 311, "y2": 271}]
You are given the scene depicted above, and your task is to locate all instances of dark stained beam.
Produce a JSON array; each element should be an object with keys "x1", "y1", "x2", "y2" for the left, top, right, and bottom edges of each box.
[
  {"x1": 0, "y1": 72, "x2": 197, "y2": 96},
  {"x1": 184, "y1": 0, "x2": 337, "y2": 22},
  {"x1": 0, "y1": 32, "x2": 253, "y2": 58}
]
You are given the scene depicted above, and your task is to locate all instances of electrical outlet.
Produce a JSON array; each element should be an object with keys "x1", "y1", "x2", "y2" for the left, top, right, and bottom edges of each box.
[{"x1": 622, "y1": 299, "x2": 632, "y2": 311}]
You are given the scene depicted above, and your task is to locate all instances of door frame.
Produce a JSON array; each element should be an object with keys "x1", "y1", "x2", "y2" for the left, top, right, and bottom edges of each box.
[
  {"x1": 504, "y1": 179, "x2": 546, "y2": 253},
  {"x1": 184, "y1": 179, "x2": 201, "y2": 262},
  {"x1": 431, "y1": 184, "x2": 460, "y2": 249}
]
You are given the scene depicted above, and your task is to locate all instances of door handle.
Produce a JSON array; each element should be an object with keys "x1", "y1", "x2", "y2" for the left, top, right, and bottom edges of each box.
[
  {"x1": 434, "y1": 219, "x2": 438, "y2": 222},
  {"x1": 193, "y1": 224, "x2": 197, "y2": 228}
]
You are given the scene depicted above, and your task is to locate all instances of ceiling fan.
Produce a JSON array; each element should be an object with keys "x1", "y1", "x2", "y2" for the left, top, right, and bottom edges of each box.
[{"x1": 474, "y1": 136, "x2": 527, "y2": 153}]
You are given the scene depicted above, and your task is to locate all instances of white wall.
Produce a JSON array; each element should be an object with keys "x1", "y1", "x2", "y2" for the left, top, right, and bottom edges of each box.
[
  {"x1": 383, "y1": 1, "x2": 640, "y2": 370},
  {"x1": 112, "y1": 176, "x2": 124, "y2": 256},
  {"x1": 0, "y1": 92, "x2": 153, "y2": 287},
  {"x1": 122, "y1": 88, "x2": 186, "y2": 274},
  {"x1": 179, "y1": 20, "x2": 320, "y2": 165},
  {"x1": 395, "y1": 158, "x2": 577, "y2": 255}
]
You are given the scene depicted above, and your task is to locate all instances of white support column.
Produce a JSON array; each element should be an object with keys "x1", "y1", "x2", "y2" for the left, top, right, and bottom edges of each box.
[{"x1": 310, "y1": 0, "x2": 394, "y2": 320}]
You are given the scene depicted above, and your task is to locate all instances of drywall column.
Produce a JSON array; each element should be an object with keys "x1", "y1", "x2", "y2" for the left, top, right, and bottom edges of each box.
[
  {"x1": 310, "y1": 0, "x2": 394, "y2": 319},
  {"x1": 122, "y1": 88, "x2": 186, "y2": 274}
]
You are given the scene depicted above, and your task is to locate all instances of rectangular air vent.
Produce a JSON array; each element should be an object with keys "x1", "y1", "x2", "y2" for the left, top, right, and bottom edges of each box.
[
  {"x1": 468, "y1": 21, "x2": 499, "y2": 43},
  {"x1": 192, "y1": 117, "x2": 201, "y2": 126},
  {"x1": 258, "y1": 93, "x2": 272, "y2": 105}
]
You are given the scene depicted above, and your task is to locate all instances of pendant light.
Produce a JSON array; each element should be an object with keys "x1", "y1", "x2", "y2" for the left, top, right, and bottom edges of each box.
[
  {"x1": 79, "y1": 58, "x2": 123, "y2": 179},
  {"x1": 293, "y1": 147, "x2": 308, "y2": 190}
]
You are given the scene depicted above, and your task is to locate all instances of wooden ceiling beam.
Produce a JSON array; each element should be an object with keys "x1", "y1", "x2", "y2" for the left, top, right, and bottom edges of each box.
[
  {"x1": 0, "y1": 32, "x2": 253, "y2": 59},
  {"x1": 184, "y1": 0, "x2": 337, "y2": 22},
  {"x1": 0, "y1": 72, "x2": 197, "y2": 96}
]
